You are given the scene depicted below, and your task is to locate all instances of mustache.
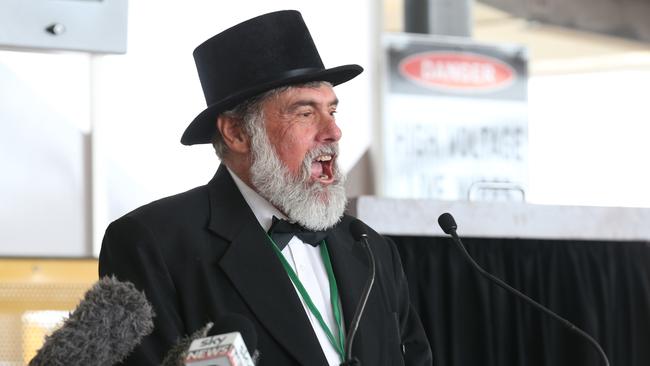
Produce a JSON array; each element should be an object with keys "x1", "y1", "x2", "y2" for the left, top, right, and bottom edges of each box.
[{"x1": 307, "y1": 143, "x2": 339, "y2": 159}]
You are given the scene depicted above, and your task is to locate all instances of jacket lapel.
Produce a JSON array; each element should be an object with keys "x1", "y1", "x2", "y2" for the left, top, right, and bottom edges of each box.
[{"x1": 206, "y1": 165, "x2": 326, "y2": 365}]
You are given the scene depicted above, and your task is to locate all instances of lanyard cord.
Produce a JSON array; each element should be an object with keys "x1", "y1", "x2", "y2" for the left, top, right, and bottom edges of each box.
[{"x1": 267, "y1": 234, "x2": 346, "y2": 361}]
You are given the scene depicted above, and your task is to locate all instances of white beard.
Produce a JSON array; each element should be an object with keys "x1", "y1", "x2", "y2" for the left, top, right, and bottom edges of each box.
[{"x1": 248, "y1": 124, "x2": 347, "y2": 231}]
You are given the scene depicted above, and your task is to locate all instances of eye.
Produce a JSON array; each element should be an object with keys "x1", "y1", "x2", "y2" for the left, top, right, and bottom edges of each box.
[{"x1": 296, "y1": 107, "x2": 314, "y2": 118}]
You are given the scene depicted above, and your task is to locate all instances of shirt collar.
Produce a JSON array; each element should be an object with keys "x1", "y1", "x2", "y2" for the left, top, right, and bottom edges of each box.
[{"x1": 226, "y1": 166, "x2": 287, "y2": 232}]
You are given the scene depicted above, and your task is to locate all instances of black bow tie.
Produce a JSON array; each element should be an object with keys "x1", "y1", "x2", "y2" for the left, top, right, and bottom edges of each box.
[{"x1": 267, "y1": 216, "x2": 328, "y2": 250}]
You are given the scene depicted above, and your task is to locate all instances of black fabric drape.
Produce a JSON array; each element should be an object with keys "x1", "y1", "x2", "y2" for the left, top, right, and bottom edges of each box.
[{"x1": 392, "y1": 236, "x2": 650, "y2": 366}]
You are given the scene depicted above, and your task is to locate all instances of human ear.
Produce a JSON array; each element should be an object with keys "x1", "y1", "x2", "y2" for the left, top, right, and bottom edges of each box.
[{"x1": 217, "y1": 115, "x2": 250, "y2": 154}]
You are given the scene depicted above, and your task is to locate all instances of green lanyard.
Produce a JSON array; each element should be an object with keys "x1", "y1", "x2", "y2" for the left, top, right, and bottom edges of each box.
[{"x1": 267, "y1": 234, "x2": 346, "y2": 361}]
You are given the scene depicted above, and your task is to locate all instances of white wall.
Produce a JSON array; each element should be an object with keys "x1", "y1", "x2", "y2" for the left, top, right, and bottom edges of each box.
[
  {"x1": 527, "y1": 70, "x2": 650, "y2": 208},
  {"x1": 0, "y1": 51, "x2": 91, "y2": 256}
]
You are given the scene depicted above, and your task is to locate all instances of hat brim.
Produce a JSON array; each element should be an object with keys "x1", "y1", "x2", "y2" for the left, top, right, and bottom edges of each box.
[{"x1": 181, "y1": 64, "x2": 363, "y2": 145}]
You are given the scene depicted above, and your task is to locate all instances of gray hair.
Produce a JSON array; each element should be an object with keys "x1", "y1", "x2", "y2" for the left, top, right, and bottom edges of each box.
[{"x1": 211, "y1": 81, "x2": 332, "y2": 159}]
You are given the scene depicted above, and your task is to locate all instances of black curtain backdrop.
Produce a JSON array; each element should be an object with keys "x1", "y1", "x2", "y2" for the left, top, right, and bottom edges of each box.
[{"x1": 392, "y1": 236, "x2": 650, "y2": 366}]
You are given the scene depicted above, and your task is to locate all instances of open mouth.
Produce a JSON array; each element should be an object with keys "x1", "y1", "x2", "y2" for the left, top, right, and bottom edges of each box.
[{"x1": 311, "y1": 154, "x2": 335, "y2": 184}]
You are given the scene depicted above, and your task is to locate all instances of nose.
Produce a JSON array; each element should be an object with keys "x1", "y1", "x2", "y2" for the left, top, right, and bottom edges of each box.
[{"x1": 318, "y1": 112, "x2": 342, "y2": 143}]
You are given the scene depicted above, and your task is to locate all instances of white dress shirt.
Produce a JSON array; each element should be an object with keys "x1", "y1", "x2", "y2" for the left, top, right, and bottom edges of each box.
[{"x1": 227, "y1": 168, "x2": 344, "y2": 366}]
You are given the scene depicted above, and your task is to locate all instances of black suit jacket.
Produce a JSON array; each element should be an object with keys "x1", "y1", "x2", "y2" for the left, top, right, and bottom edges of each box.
[{"x1": 99, "y1": 164, "x2": 432, "y2": 365}]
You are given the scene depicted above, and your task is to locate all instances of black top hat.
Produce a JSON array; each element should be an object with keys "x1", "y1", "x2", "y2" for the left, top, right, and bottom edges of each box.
[{"x1": 181, "y1": 10, "x2": 364, "y2": 145}]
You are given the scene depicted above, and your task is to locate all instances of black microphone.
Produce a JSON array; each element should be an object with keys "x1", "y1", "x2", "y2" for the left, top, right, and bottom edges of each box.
[
  {"x1": 437, "y1": 212, "x2": 611, "y2": 366},
  {"x1": 342, "y1": 219, "x2": 377, "y2": 366},
  {"x1": 161, "y1": 314, "x2": 259, "y2": 366},
  {"x1": 29, "y1": 276, "x2": 154, "y2": 366}
]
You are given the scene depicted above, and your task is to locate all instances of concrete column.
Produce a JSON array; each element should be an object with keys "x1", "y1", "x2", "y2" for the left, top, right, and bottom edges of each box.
[{"x1": 404, "y1": 0, "x2": 472, "y2": 36}]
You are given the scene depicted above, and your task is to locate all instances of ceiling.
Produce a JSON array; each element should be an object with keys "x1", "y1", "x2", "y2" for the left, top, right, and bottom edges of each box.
[
  {"x1": 384, "y1": 1, "x2": 650, "y2": 75},
  {"x1": 479, "y1": 0, "x2": 650, "y2": 43}
]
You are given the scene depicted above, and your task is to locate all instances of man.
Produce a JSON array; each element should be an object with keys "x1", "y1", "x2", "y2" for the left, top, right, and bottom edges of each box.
[{"x1": 99, "y1": 10, "x2": 432, "y2": 366}]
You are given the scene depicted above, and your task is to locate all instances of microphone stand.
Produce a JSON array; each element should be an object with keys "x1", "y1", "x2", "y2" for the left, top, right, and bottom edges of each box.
[
  {"x1": 342, "y1": 220, "x2": 377, "y2": 366},
  {"x1": 438, "y1": 213, "x2": 611, "y2": 366}
]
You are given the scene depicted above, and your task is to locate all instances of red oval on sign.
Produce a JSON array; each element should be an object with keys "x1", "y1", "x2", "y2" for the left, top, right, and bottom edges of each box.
[{"x1": 399, "y1": 52, "x2": 515, "y2": 91}]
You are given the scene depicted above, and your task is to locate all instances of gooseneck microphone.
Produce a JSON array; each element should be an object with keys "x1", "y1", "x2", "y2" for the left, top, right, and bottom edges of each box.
[
  {"x1": 29, "y1": 276, "x2": 154, "y2": 366},
  {"x1": 438, "y1": 212, "x2": 611, "y2": 366},
  {"x1": 342, "y1": 219, "x2": 377, "y2": 366}
]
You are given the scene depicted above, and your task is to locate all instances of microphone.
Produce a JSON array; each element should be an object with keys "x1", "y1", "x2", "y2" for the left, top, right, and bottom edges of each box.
[
  {"x1": 160, "y1": 322, "x2": 214, "y2": 366},
  {"x1": 184, "y1": 332, "x2": 254, "y2": 366},
  {"x1": 162, "y1": 314, "x2": 259, "y2": 366},
  {"x1": 198, "y1": 314, "x2": 259, "y2": 365},
  {"x1": 29, "y1": 276, "x2": 154, "y2": 366},
  {"x1": 342, "y1": 219, "x2": 377, "y2": 366},
  {"x1": 437, "y1": 212, "x2": 611, "y2": 366}
]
